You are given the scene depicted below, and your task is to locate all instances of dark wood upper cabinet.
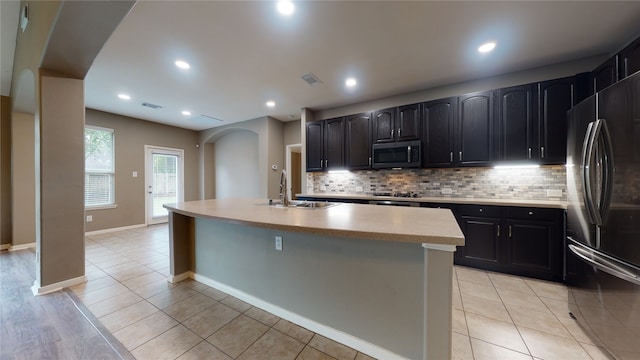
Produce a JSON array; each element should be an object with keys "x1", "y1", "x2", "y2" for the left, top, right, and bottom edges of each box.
[
  {"x1": 324, "y1": 117, "x2": 345, "y2": 170},
  {"x1": 372, "y1": 105, "x2": 420, "y2": 143},
  {"x1": 538, "y1": 76, "x2": 574, "y2": 165},
  {"x1": 458, "y1": 91, "x2": 495, "y2": 166},
  {"x1": 397, "y1": 104, "x2": 421, "y2": 141},
  {"x1": 345, "y1": 113, "x2": 371, "y2": 170},
  {"x1": 423, "y1": 97, "x2": 456, "y2": 167},
  {"x1": 619, "y1": 37, "x2": 640, "y2": 79},
  {"x1": 372, "y1": 108, "x2": 396, "y2": 143},
  {"x1": 497, "y1": 84, "x2": 537, "y2": 162},
  {"x1": 306, "y1": 121, "x2": 324, "y2": 172},
  {"x1": 592, "y1": 56, "x2": 619, "y2": 93},
  {"x1": 305, "y1": 117, "x2": 345, "y2": 172}
]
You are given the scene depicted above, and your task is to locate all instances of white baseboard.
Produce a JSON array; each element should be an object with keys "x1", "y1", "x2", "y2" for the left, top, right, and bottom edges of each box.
[
  {"x1": 0, "y1": 244, "x2": 10, "y2": 251},
  {"x1": 168, "y1": 271, "x2": 193, "y2": 284},
  {"x1": 31, "y1": 276, "x2": 87, "y2": 296},
  {"x1": 9, "y1": 242, "x2": 36, "y2": 251},
  {"x1": 192, "y1": 273, "x2": 406, "y2": 360},
  {"x1": 85, "y1": 223, "x2": 146, "y2": 236}
]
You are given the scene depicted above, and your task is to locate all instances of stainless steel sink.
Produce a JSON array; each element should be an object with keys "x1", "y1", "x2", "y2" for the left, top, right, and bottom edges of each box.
[{"x1": 268, "y1": 200, "x2": 340, "y2": 209}]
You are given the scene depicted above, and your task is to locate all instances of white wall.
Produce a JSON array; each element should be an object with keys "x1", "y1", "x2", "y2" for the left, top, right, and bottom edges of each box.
[{"x1": 214, "y1": 130, "x2": 260, "y2": 199}]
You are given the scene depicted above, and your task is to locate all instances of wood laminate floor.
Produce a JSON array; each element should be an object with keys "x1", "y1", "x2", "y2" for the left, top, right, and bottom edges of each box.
[{"x1": 0, "y1": 248, "x2": 133, "y2": 360}]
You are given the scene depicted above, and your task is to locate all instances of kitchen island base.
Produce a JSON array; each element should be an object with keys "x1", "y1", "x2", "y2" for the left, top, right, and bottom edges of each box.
[{"x1": 168, "y1": 212, "x2": 455, "y2": 360}]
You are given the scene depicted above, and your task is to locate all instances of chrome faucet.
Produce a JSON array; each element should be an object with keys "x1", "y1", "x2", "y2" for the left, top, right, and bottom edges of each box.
[{"x1": 279, "y1": 169, "x2": 289, "y2": 206}]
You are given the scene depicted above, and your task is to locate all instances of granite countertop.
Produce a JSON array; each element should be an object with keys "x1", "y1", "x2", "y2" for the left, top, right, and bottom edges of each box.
[
  {"x1": 164, "y1": 198, "x2": 464, "y2": 246},
  {"x1": 297, "y1": 193, "x2": 568, "y2": 209}
]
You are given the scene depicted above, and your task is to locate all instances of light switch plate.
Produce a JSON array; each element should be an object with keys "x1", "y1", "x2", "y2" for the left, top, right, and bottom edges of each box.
[
  {"x1": 441, "y1": 188, "x2": 453, "y2": 195},
  {"x1": 132, "y1": 171, "x2": 138, "y2": 178},
  {"x1": 275, "y1": 236, "x2": 283, "y2": 251},
  {"x1": 355, "y1": 186, "x2": 363, "y2": 192}
]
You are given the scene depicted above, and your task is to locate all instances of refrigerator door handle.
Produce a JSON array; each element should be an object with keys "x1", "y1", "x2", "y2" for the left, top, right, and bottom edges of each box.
[
  {"x1": 568, "y1": 243, "x2": 640, "y2": 286},
  {"x1": 582, "y1": 121, "x2": 599, "y2": 224},
  {"x1": 598, "y1": 119, "x2": 615, "y2": 223}
]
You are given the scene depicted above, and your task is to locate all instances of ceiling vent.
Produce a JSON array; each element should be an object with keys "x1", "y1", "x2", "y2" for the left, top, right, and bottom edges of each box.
[
  {"x1": 141, "y1": 102, "x2": 163, "y2": 109},
  {"x1": 301, "y1": 73, "x2": 322, "y2": 86}
]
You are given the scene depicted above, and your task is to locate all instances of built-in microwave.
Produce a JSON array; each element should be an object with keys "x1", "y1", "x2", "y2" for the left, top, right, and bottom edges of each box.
[{"x1": 372, "y1": 140, "x2": 421, "y2": 169}]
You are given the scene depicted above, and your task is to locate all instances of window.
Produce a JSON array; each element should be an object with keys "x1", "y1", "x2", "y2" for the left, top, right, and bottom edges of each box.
[{"x1": 85, "y1": 126, "x2": 115, "y2": 207}]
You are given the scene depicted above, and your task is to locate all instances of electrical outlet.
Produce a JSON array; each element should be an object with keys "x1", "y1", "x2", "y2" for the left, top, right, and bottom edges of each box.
[
  {"x1": 275, "y1": 236, "x2": 283, "y2": 251},
  {"x1": 132, "y1": 171, "x2": 138, "y2": 178},
  {"x1": 86, "y1": 215, "x2": 93, "y2": 222}
]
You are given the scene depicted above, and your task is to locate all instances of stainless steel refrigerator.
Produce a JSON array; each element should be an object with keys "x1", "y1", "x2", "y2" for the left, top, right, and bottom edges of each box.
[{"x1": 566, "y1": 71, "x2": 640, "y2": 359}]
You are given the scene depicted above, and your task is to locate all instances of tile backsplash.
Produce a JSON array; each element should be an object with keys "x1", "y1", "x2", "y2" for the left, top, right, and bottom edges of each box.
[{"x1": 307, "y1": 165, "x2": 567, "y2": 201}]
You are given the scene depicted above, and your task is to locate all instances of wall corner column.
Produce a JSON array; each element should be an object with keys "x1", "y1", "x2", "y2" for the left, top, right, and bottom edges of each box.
[{"x1": 32, "y1": 73, "x2": 86, "y2": 295}]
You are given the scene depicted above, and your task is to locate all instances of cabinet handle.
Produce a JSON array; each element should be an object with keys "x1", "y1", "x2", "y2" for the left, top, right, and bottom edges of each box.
[
  {"x1": 541, "y1": 146, "x2": 545, "y2": 159},
  {"x1": 459, "y1": 151, "x2": 463, "y2": 161},
  {"x1": 497, "y1": 225, "x2": 500, "y2": 237},
  {"x1": 369, "y1": 157, "x2": 372, "y2": 166},
  {"x1": 391, "y1": 129, "x2": 394, "y2": 138},
  {"x1": 450, "y1": 152, "x2": 454, "y2": 162},
  {"x1": 528, "y1": 148, "x2": 532, "y2": 159},
  {"x1": 320, "y1": 160, "x2": 323, "y2": 168},
  {"x1": 509, "y1": 225, "x2": 512, "y2": 238},
  {"x1": 407, "y1": 146, "x2": 412, "y2": 163},
  {"x1": 325, "y1": 159, "x2": 328, "y2": 168},
  {"x1": 398, "y1": 128, "x2": 401, "y2": 137}
]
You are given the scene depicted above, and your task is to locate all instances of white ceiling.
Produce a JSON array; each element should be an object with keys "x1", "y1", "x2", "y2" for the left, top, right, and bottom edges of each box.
[{"x1": 4, "y1": 1, "x2": 640, "y2": 131}]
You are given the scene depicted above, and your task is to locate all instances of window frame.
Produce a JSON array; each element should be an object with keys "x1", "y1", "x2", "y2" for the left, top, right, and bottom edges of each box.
[{"x1": 84, "y1": 125, "x2": 117, "y2": 209}]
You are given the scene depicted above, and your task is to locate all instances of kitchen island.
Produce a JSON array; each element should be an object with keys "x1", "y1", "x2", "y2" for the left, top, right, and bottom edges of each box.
[{"x1": 165, "y1": 198, "x2": 464, "y2": 360}]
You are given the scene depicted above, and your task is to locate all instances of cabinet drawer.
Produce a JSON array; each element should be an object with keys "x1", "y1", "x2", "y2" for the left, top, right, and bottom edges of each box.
[
  {"x1": 457, "y1": 204, "x2": 501, "y2": 218},
  {"x1": 506, "y1": 207, "x2": 558, "y2": 221}
]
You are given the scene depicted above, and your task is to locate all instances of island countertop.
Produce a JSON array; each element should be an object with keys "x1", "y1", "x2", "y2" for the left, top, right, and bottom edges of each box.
[{"x1": 164, "y1": 198, "x2": 464, "y2": 246}]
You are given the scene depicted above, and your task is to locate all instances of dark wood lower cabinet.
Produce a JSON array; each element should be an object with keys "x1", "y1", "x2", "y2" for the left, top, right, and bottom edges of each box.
[{"x1": 455, "y1": 205, "x2": 564, "y2": 282}]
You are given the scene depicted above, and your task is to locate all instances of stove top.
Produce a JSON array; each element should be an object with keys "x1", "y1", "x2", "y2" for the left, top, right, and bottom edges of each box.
[{"x1": 372, "y1": 192, "x2": 419, "y2": 198}]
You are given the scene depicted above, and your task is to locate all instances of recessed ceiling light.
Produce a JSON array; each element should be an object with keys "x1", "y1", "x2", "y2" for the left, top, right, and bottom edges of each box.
[
  {"x1": 478, "y1": 42, "x2": 496, "y2": 53},
  {"x1": 266, "y1": 100, "x2": 276, "y2": 108},
  {"x1": 175, "y1": 60, "x2": 190, "y2": 69},
  {"x1": 117, "y1": 93, "x2": 131, "y2": 100},
  {"x1": 277, "y1": 1, "x2": 294, "y2": 15},
  {"x1": 181, "y1": 110, "x2": 192, "y2": 116},
  {"x1": 345, "y1": 78, "x2": 357, "y2": 87}
]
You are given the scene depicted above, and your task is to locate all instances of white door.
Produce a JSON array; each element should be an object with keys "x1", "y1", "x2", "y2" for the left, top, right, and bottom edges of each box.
[{"x1": 145, "y1": 146, "x2": 184, "y2": 225}]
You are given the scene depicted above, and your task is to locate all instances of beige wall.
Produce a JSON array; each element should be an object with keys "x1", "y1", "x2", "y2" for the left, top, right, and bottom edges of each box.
[
  {"x1": 200, "y1": 116, "x2": 285, "y2": 200},
  {"x1": 85, "y1": 109, "x2": 200, "y2": 232},
  {"x1": 214, "y1": 130, "x2": 260, "y2": 199},
  {"x1": 11, "y1": 111, "x2": 36, "y2": 246},
  {"x1": 284, "y1": 120, "x2": 301, "y2": 146},
  {"x1": 1, "y1": 96, "x2": 12, "y2": 245}
]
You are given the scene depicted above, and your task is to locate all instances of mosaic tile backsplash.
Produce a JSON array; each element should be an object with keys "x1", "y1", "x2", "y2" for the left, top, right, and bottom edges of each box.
[{"x1": 307, "y1": 165, "x2": 567, "y2": 201}]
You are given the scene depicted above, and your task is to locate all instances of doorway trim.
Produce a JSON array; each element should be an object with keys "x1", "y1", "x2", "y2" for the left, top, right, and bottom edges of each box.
[
  {"x1": 144, "y1": 145, "x2": 184, "y2": 225},
  {"x1": 285, "y1": 144, "x2": 302, "y2": 200}
]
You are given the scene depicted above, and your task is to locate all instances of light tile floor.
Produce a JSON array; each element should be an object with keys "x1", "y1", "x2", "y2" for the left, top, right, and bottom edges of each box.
[{"x1": 73, "y1": 224, "x2": 611, "y2": 360}]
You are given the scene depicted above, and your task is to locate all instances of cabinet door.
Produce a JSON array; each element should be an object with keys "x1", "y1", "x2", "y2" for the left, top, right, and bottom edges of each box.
[
  {"x1": 539, "y1": 77, "x2": 574, "y2": 165},
  {"x1": 306, "y1": 121, "x2": 324, "y2": 172},
  {"x1": 633, "y1": 73, "x2": 640, "y2": 162},
  {"x1": 372, "y1": 108, "x2": 396, "y2": 143},
  {"x1": 423, "y1": 98, "x2": 456, "y2": 167},
  {"x1": 619, "y1": 37, "x2": 640, "y2": 79},
  {"x1": 506, "y1": 220, "x2": 558, "y2": 280},
  {"x1": 457, "y1": 216, "x2": 502, "y2": 268},
  {"x1": 592, "y1": 56, "x2": 619, "y2": 92},
  {"x1": 498, "y1": 84, "x2": 537, "y2": 162},
  {"x1": 397, "y1": 104, "x2": 421, "y2": 141},
  {"x1": 458, "y1": 91, "x2": 495, "y2": 166},
  {"x1": 345, "y1": 113, "x2": 371, "y2": 170},
  {"x1": 324, "y1": 117, "x2": 345, "y2": 170}
]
